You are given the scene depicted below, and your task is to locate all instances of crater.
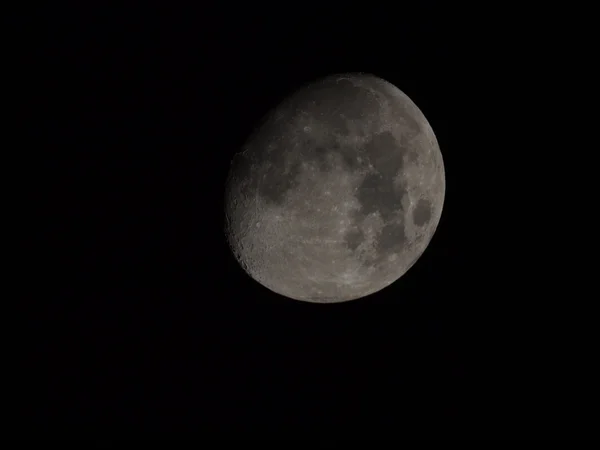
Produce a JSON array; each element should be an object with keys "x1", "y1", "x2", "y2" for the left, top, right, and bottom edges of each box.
[{"x1": 412, "y1": 198, "x2": 432, "y2": 227}]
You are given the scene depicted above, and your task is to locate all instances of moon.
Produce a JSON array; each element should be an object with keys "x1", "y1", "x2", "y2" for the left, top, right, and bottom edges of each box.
[{"x1": 225, "y1": 73, "x2": 445, "y2": 303}]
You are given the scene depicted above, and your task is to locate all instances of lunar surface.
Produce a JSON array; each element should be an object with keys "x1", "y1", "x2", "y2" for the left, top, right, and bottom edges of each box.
[{"x1": 225, "y1": 73, "x2": 445, "y2": 303}]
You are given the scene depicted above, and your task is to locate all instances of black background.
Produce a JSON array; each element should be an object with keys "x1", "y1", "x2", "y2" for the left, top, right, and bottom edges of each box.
[{"x1": 11, "y1": 2, "x2": 597, "y2": 441}]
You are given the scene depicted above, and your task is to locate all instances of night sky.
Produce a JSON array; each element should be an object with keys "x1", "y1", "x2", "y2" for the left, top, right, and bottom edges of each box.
[{"x1": 12, "y1": 2, "x2": 596, "y2": 441}]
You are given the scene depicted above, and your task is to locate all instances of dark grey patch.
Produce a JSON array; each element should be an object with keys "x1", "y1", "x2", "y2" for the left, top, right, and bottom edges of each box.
[
  {"x1": 360, "y1": 171, "x2": 383, "y2": 190},
  {"x1": 364, "y1": 132, "x2": 406, "y2": 178},
  {"x1": 321, "y1": 140, "x2": 359, "y2": 172},
  {"x1": 311, "y1": 146, "x2": 329, "y2": 172},
  {"x1": 412, "y1": 198, "x2": 432, "y2": 227},
  {"x1": 355, "y1": 172, "x2": 405, "y2": 222},
  {"x1": 309, "y1": 141, "x2": 344, "y2": 173},
  {"x1": 376, "y1": 222, "x2": 407, "y2": 255},
  {"x1": 344, "y1": 229, "x2": 364, "y2": 251},
  {"x1": 350, "y1": 132, "x2": 410, "y2": 222},
  {"x1": 304, "y1": 138, "x2": 365, "y2": 173},
  {"x1": 317, "y1": 154, "x2": 331, "y2": 172},
  {"x1": 297, "y1": 132, "x2": 318, "y2": 152},
  {"x1": 327, "y1": 113, "x2": 350, "y2": 135},
  {"x1": 399, "y1": 134, "x2": 410, "y2": 146},
  {"x1": 340, "y1": 150, "x2": 362, "y2": 171},
  {"x1": 257, "y1": 159, "x2": 302, "y2": 205}
]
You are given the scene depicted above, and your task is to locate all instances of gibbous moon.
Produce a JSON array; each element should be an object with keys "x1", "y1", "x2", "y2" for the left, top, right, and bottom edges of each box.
[{"x1": 225, "y1": 73, "x2": 445, "y2": 303}]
